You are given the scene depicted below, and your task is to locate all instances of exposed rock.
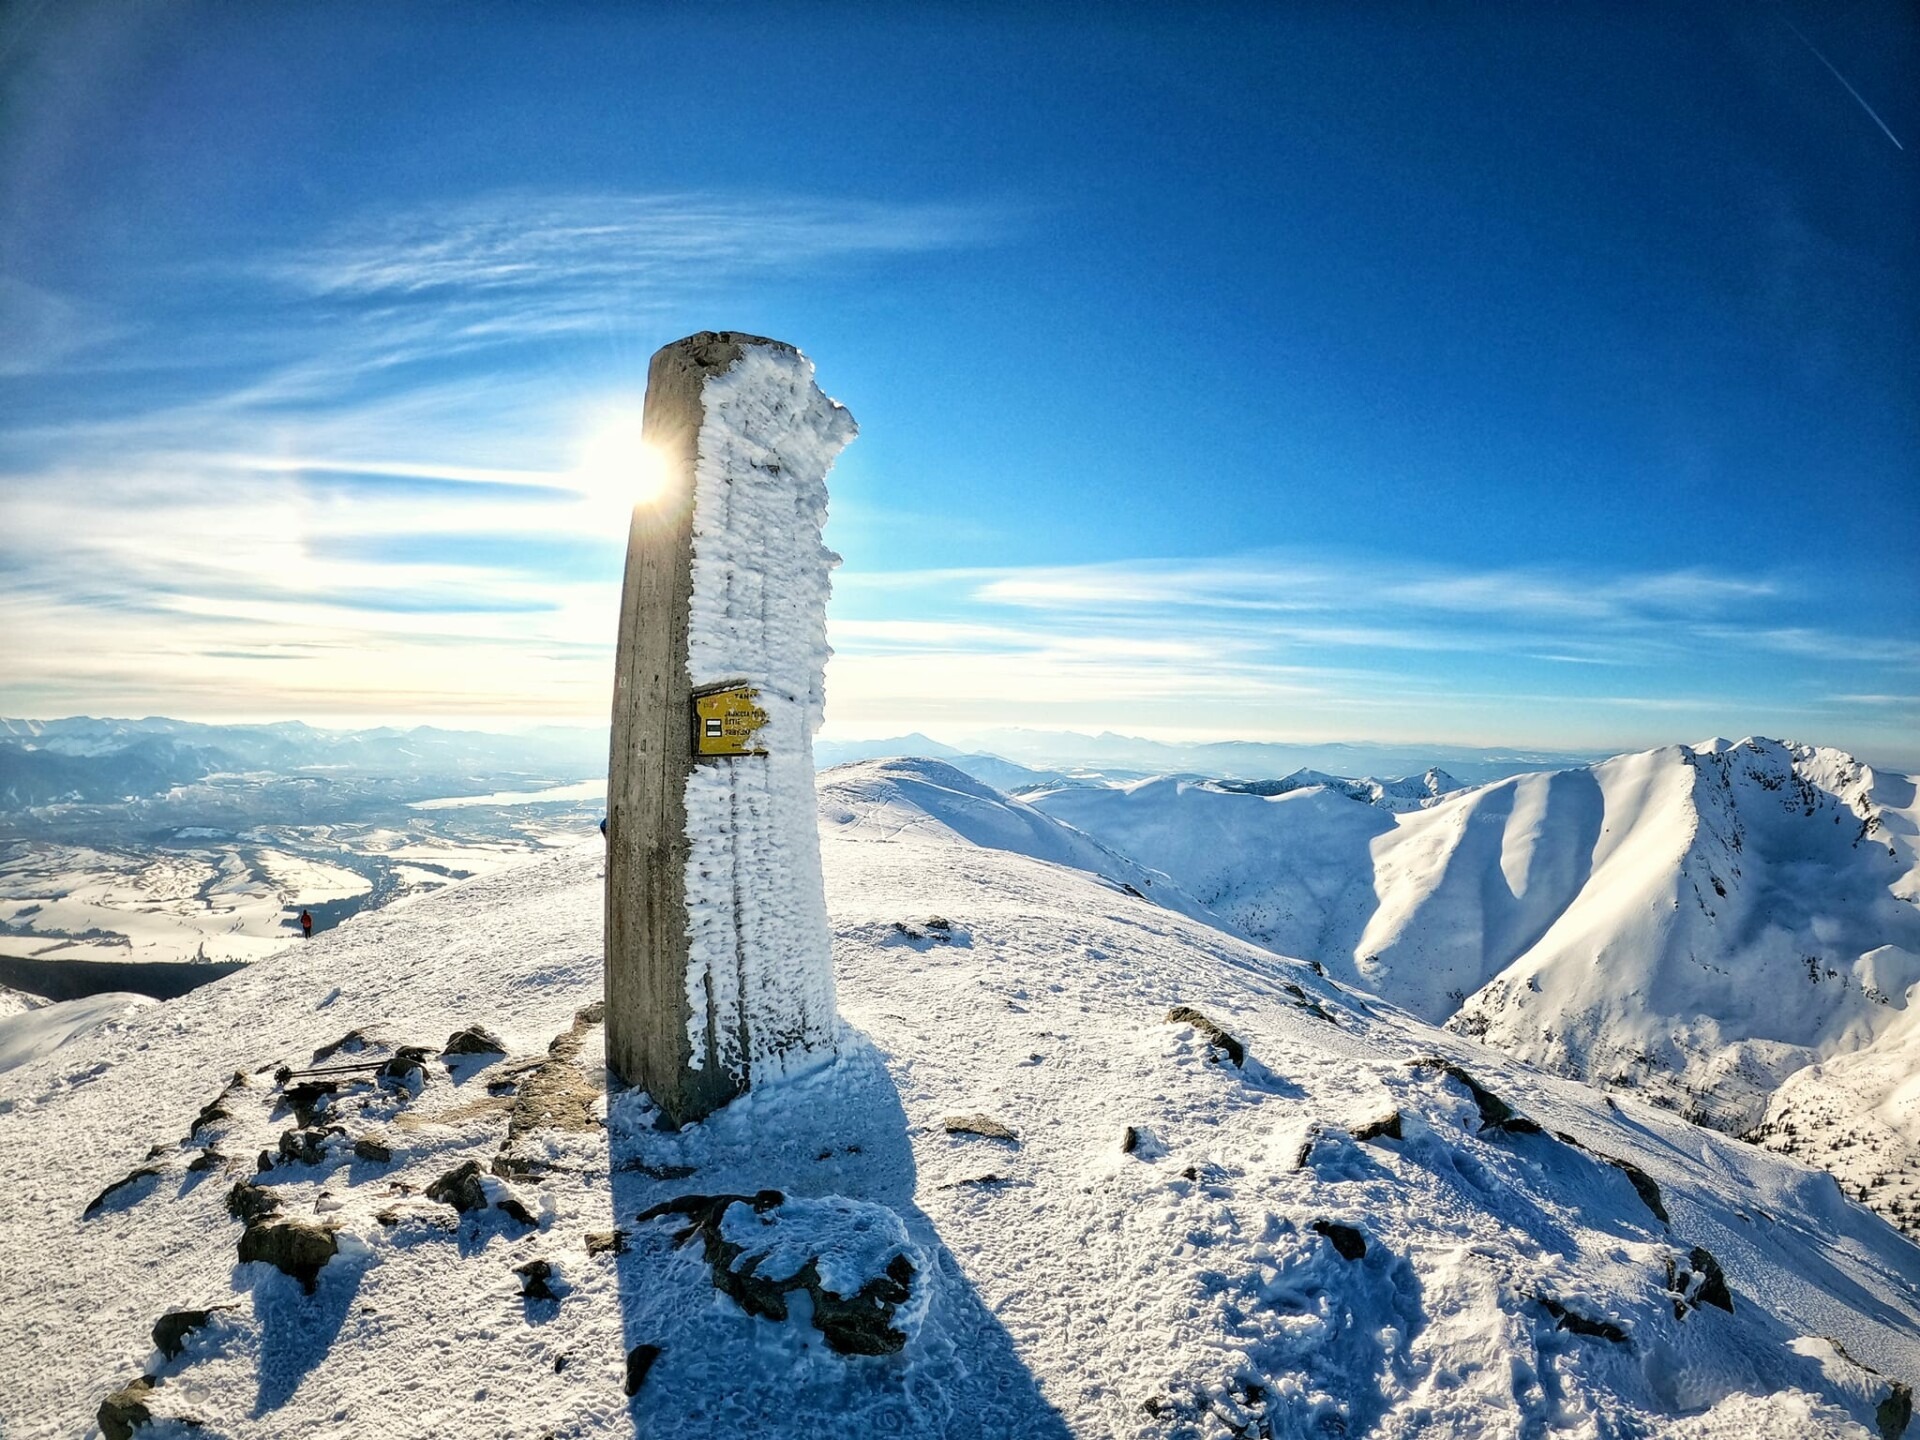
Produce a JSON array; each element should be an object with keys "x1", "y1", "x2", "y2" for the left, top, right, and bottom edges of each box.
[
  {"x1": 515, "y1": 1258, "x2": 561, "y2": 1302},
  {"x1": 152, "y1": 1307, "x2": 228, "y2": 1361},
  {"x1": 281, "y1": 1081, "x2": 339, "y2": 1128},
  {"x1": 277, "y1": 1125, "x2": 345, "y2": 1167},
  {"x1": 237, "y1": 1216, "x2": 338, "y2": 1292},
  {"x1": 1667, "y1": 1245, "x2": 1734, "y2": 1317},
  {"x1": 378, "y1": 1046, "x2": 434, "y2": 1089},
  {"x1": 186, "y1": 1148, "x2": 225, "y2": 1174},
  {"x1": 225, "y1": 1181, "x2": 281, "y2": 1225},
  {"x1": 891, "y1": 916, "x2": 955, "y2": 943},
  {"x1": 1166, "y1": 1005, "x2": 1245, "y2": 1067},
  {"x1": 1280, "y1": 981, "x2": 1336, "y2": 1023},
  {"x1": 1121, "y1": 1125, "x2": 1141, "y2": 1154},
  {"x1": 615, "y1": 1157, "x2": 698, "y2": 1180},
  {"x1": 444, "y1": 1025, "x2": 507, "y2": 1057},
  {"x1": 312, "y1": 1030, "x2": 374, "y2": 1063},
  {"x1": 83, "y1": 1167, "x2": 161, "y2": 1220},
  {"x1": 636, "y1": 1190, "x2": 923, "y2": 1355},
  {"x1": 1539, "y1": 1297, "x2": 1629, "y2": 1344},
  {"x1": 186, "y1": 1100, "x2": 230, "y2": 1142},
  {"x1": 1350, "y1": 1112, "x2": 1403, "y2": 1143},
  {"x1": 1409, "y1": 1056, "x2": 1542, "y2": 1134},
  {"x1": 96, "y1": 1375, "x2": 155, "y2": 1440},
  {"x1": 1605, "y1": 1155, "x2": 1670, "y2": 1224},
  {"x1": 625, "y1": 1343, "x2": 662, "y2": 1395},
  {"x1": 943, "y1": 1113, "x2": 1018, "y2": 1142},
  {"x1": 1879, "y1": 1382, "x2": 1913, "y2": 1440},
  {"x1": 255, "y1": 1150, "x2": 274, "y2": 1174},
  {"x1": 353, "y1": 1135, "x2": 394, "y2": 1164},
  {"x1": 585, "y1": 1229, "x2": 628, "y2": 1257},
  {"x1": 1311, "y1": 1219, "x2": 1367, "y2": 1261},
  {"x1": 425, "y1": 1159, "x2": 534, "y2": 1225}
]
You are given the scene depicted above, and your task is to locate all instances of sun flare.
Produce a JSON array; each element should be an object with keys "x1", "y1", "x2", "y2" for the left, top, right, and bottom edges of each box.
[{"x1": 574, "y1": 413, "x2": 670, "y2": 508}]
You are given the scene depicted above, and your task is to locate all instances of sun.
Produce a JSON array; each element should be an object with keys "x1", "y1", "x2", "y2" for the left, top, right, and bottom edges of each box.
[{"x1": 573, "y1": 412, "x2": 670, "y2": 508}]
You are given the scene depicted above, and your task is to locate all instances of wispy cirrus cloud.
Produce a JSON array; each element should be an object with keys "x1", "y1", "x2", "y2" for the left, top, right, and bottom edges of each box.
[
  {"x1": 823, "y1": 553, "x2": 1920, "y2": 759},
  {"x1": 0, "y1": 188, "x2": 1004, "y2": 722}
]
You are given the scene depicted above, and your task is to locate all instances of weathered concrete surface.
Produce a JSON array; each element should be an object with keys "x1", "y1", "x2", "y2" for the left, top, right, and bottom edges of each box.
[{"x1": 604, "y1": 331, "x2": 797, "y2": 1125}]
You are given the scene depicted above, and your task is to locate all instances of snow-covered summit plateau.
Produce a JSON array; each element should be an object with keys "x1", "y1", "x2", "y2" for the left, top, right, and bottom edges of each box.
[{"x1": 3, "y1": 755, "x2": 1919, "y2": 1437}]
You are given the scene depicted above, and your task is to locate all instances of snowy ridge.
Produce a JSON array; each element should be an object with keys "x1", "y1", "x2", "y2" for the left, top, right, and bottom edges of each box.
[
  {"x1": 679, "y1": 345, "x2": 854, "y2": 1084},
  {"x1": 1028, "y1": 741, "x2": 1920, "y2": 1119},
  {"x1": 2, "y1": 771, "x2": 1920, "y2": 1436}
]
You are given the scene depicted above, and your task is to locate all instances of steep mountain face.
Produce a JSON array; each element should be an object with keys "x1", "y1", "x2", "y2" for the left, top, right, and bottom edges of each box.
[
  {"x1": 5, "y1": 760, "x2": 1920, "y2": 1436},
  {"x1": 1028, "y1": 740, "x2": 1920, "y2": 1140}
]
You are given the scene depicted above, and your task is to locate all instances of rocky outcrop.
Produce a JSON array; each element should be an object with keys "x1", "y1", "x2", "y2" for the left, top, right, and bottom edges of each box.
[
  {"x1": 237, "y1": 1217, "x2": 339, "y2": 1291},
  {"x1": 1166, "y1": 1006, "x2": 1245, "y2": 1067}
]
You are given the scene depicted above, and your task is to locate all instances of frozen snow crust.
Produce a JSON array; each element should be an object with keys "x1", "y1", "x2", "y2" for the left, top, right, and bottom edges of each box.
[
  {"x1": 0, "y1": 756, "x2": 1917, "y2": 1436},
  {"x1": 680, "y1": 344, "x2": 852, "y2": 1087}
]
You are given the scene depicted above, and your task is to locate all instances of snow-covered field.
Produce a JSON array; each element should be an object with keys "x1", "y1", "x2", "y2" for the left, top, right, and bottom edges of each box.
[{"x1": 2, "y1": 757, "x2": 1918, "y2": 1437}]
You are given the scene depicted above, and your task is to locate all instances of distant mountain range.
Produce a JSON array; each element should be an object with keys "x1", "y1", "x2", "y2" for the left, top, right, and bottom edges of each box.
[
  {"x1": 0, "y1": 717, "x2": 607, "y2": 811},
  {"x1": 813, "y1": 728, "x2": 1598, "y2": 786}
]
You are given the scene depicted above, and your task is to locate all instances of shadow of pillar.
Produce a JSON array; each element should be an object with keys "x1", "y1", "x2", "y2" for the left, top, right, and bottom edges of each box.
[{"x1": 606, "y1": 1032, "x2": 1073, "y2": 1437}]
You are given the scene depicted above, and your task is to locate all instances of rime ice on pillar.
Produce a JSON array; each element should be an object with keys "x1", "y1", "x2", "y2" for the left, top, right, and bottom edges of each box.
[{"x1": 605, "y1": 332, "x2": 854, "y2": 1126}]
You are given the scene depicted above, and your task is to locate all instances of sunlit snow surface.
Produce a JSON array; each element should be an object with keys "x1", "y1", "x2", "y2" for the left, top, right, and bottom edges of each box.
[{"x1": 1, "y1": 758, "x2": 1917, "y2": 1436}]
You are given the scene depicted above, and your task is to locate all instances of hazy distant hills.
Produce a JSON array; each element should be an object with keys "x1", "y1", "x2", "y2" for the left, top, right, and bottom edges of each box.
[{"x1": 0, "y1": 717, "x2": 607, "y2": 811}]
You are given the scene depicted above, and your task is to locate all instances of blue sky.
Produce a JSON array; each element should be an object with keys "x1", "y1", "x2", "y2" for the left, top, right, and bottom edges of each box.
[{"x1": 1, "y1": 2, "x2": 1915, "y2": 764}]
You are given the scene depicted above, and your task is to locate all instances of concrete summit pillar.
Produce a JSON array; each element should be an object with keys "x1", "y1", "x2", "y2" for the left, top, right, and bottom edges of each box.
[{"x1": 605, "y1": 332, "x2": 854, "y2": 1125}]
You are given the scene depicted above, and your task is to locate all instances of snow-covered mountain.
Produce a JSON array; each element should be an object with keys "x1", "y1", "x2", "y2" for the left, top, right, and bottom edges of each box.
[
  {"x1": 1026, "y1": 738, "x2": 1920, "y2": 1176},
  {"x1": 4, "y1": 756, "x2": 1920, "y2": 1437}
]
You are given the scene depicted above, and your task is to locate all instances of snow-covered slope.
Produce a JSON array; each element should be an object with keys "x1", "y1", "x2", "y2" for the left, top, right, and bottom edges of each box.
[
  {"x1": 0, "y1": 991, "x2": 154, "y2": 1074},
  {"x1": 1029, "y1": 739, "x2": 1920, "y2": 1139},
  {"x1": 3, "y1": 763, "x2": 1920, "y2": 1437}
]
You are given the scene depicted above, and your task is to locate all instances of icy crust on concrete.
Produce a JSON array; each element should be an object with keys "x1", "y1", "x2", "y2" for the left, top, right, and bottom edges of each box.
[{"x1": 681, "y1": 345, "x2": 854, "y2": 1085}]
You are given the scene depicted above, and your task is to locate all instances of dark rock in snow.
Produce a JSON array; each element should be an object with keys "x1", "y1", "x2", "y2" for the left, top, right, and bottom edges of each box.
[
  {"x1": 1311, "y1": 1219, "x2": 1368, "y2": 1261},
  {"x1": 1350, "y1": 1112, "x2": 1403, "y2": 1143},
  {"x1": 1670, "y1": 1245, "x2": 1734, "y2": 1314},
  {"x1": 1539, "y1": 1297, "x2": 1629, "y2": 1344},
  {"x1": 1121, "y1": 1125, "x2": 1141, "y2": 1154},
  {"x1": 96, "y1": 1374, "x2": 155, "y2": 1440},
  {"x1": 625, "y1": 1343, "x2": 662, "y2": 1395},
  {"x1": 444, "y1": 1025, "x2": 506, "y2": 1057},
  {"x1": 1165, "y1": 1006, "x2": 1245, "y2": 1067},
  {"x1": 943, "y1": 1113, "x2": 1018, "y2": 1142},
  {"x1": 312, "y1": 1030, "x2": 374, "y2": 1063},
  {"x1": 186, "y1": 1148, "x2": 225, "y2": 1173},
  {"x1": 353, "y1": 1135, "x2": 393, "y2": 1163},
  {"x1": 516, "y1": 1258, "x2": 561, "y2": 1302},
  {"x1": 426, "y1": 1159, "x2": 534, "y2": 1225},
  {"x1": 83, "y1": 1167, "x2": 161, "y2": 1220},
  {"x1": 636, "y1": 1190, "x2": 921, "y2": 1355},
  {"x1": 277, "y1": 1125, "x2": 345, "y2": 1167},
  {"x1": 1878, "y1": 1382, "x2": 1913, "y2": 1440},
  {"x1": 1605, "y1": 1156, "x2": 1670, "y2": 1224},
  {"x1": 1409, "y1": 1056, "x2": 1541, "y2": 1134},
  {"x1": 585, "y1": 1229, "x2": 628, "y2": 1257},
  {"x1": 152, "y1": 1306, "x2": 228, "y2": 1361},
  {"x1": 378, "y1": 1046, "x2": 433, "y2": 1089},
  {"x1": 281, "y1": 1081, "x2": 339, "y2": 1128},
  {"x1": 225, "y1": 1181, "x2": 280, "y2": 1224},
  {"x1": 186, "y1": 1099, "x2": 230, "y2": 1142},
  {"x1": 237, "y1": 1216, "x2": 338, "y2": 1292}
]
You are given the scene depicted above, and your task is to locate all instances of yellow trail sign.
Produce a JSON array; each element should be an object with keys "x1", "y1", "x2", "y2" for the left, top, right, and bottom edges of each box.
[{"x1": 692, "y1": 683, "x2": 770, "y2": 757}]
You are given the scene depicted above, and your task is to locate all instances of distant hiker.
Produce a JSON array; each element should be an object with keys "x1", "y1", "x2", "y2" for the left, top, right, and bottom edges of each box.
[{"x1": 299, "y1": 909, "x2": 313, "y2": 940}]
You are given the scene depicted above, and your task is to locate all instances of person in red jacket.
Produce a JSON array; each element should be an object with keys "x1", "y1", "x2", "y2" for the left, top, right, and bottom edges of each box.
[{"x1": 299, "y1": 908, "x2": 313, "y2": 940}]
